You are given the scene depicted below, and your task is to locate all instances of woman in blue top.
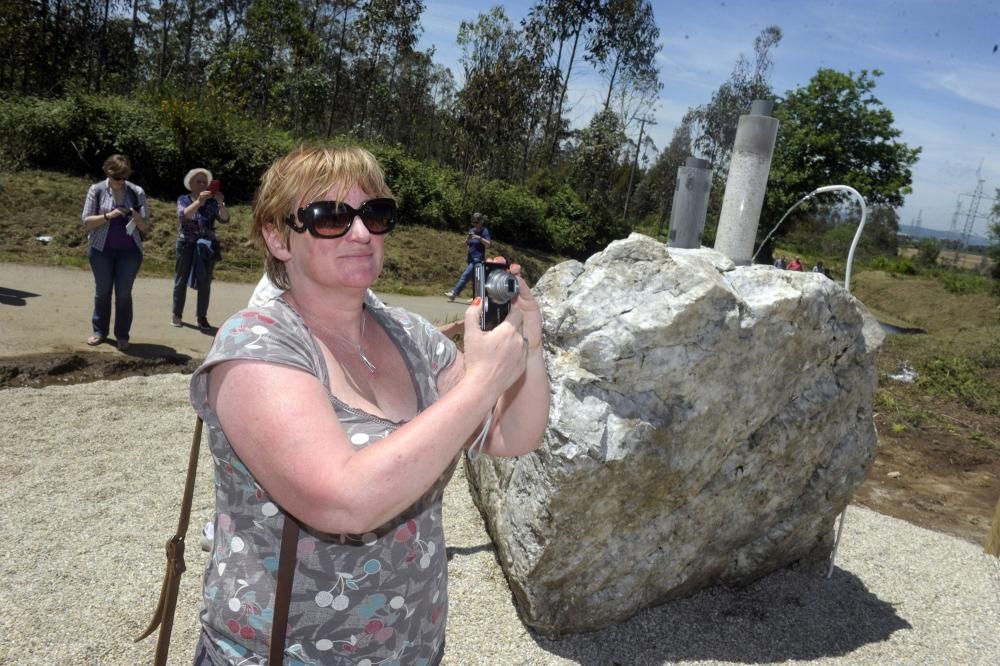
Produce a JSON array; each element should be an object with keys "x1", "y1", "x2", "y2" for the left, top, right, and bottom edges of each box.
[
  {"x1": 80, "y1": 154, "x2": 151, "y2": 351},
  {"x1": 173, "y1": 167, "x2": 231, "y2": 330}
]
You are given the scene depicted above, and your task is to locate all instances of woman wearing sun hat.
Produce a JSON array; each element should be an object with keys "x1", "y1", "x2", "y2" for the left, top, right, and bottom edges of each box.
[{"x1": 173, "y1": 167, "x2": 230, "y2": 330}]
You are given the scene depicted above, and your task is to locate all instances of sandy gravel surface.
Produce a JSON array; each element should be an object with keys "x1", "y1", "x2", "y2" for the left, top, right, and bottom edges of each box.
[{"x1": 2, "y1": 373, "x2": 999, "y2": 664}]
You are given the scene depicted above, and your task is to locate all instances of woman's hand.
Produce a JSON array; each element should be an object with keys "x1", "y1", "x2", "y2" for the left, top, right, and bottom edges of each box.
[
  {"x1": 453, "y1": 256, "x2": 549, "y2": 458},
  {"x1": 196, "y1": 190, "x2": 213, "y2": 205},
  {"x1": 460, "y1": 299, "x2": 529, "y2": 399},
  {"x1": 489, "y1": 256, "x2": 543, "y2": 351}
]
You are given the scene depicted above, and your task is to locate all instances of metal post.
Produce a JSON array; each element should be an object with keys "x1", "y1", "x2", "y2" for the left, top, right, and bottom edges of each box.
[
  {"x1": 713, "y1": 100, "x2": 780, "y2": 265},
  {"x1": 667, "y1": 157, "x2": 713, "y2": 249}
]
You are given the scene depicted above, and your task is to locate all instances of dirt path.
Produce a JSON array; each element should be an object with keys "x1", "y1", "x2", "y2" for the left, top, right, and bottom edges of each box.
[
  {"x1": 0, "y1": 262, "x2": 465, "y2": 359},
  {"x1": 2, "y1": 262, "x2": 997, "y2": 547}
]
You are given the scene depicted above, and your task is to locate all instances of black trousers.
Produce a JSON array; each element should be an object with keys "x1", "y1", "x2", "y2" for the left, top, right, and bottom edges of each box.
[{"x1": 172, "y1": 239, "x2": 214, "y2": 319}]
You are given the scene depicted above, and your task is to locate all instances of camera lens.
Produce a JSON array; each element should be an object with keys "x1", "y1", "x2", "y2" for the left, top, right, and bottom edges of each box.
[{"x1": 485, "y1": 270, "x2": 518, "y2": 304}]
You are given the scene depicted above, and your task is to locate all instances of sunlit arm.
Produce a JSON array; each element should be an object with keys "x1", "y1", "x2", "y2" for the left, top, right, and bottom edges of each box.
[
  {"x1": 483, "y1": 346, "x2": 548, "y2": 456},
  {"x1": 209, "y1": 353, "x2": 509, "y2": 536}
]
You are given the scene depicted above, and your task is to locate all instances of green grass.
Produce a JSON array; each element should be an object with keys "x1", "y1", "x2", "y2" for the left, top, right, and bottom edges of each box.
[
  {"x1": 0, "y1": 169, "x2": 563, "y2": 294},
  {"x1": 851, "y1": 269, "x2": 1000, "y2": 438}
]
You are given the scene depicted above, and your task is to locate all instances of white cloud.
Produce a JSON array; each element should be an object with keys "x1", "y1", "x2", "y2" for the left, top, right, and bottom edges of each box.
[{"x1": 924, "y1": 65, "x2": 1000, "y2": 112}]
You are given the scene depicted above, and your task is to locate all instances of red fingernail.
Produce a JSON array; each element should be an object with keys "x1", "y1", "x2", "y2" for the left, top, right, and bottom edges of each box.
[{"x1": 473, "y1": 297, "x2": 482, "y2": 306}]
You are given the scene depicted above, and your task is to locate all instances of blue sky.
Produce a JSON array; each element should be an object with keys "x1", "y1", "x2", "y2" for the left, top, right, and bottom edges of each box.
[{"x1": 418, "y1": 0, "x2": 999, "y2": 235}]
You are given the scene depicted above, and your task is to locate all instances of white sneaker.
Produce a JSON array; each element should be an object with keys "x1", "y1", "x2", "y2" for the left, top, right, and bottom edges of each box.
[
  {"x1": 444, "y1": 291, "x2": 455, "y2": 302},
  {"x1": 200, "y1": 521, "x2": 214, "y2": 552}
]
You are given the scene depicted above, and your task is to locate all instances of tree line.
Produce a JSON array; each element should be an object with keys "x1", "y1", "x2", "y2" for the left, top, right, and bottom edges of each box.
[{"x1": 1, "y1": 1, "x2": 924, "y2": 262}]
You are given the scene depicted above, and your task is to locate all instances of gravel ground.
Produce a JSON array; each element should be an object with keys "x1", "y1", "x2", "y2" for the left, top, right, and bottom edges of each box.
[{"x1": 2, "y1": 373, "x2": 998, "y2": 665}]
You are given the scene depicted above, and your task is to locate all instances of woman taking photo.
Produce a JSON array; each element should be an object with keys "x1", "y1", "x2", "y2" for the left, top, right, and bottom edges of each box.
[
  {"x1": 189, "y1": 145, "x2": 549, "y2": 664},
  {"x1": 173, "y1": 167, "x2": 230, "y2": 330},
  {"x1": 80, "y1": 154, "x2": 150, "y2": 351}
]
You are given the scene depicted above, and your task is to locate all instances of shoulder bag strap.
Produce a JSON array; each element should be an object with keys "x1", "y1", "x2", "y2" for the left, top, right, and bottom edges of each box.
[
  {"x1": 270, "y1": 515, "x2": 300, "y2": 664},
  {"x1": 134, "y1": 416, "x2": 203, "y2": 663},
  {"x1": 135, "y1": 416, "x2": 299, "y2": 665}
]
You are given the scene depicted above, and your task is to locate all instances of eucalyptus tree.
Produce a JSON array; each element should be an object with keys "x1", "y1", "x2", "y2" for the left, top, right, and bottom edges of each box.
[
  {"x1": 455, "y1": 6, "x2": 549, "y2": 182},
  {"x1": 0, "y1": 0, "x2": 45, "y2": 92},
  {"x1": 585, "y1": 0, "x2": 661, "y2": 115},
  {"x1": 217, "y1": 0, "x2": 254, "y2": 47},
  {"x1": 987, "y1": 191, "x2": 1000, "y2": 279},
  {"x1": 523, "y1": 0, "x2": 600, "y2": 166},
  {"x1": 353, "y1": 0, "x2": 424, "y2": 138},
  {"x1": 0, "y1": 0, "x2": 137, "y2": 95},
  {"x1": 389, "y1": 49, "x2": 455, "y2": 159},
  {"x1": 689, "y1": 25, "x2": 782, "y2": 171},
  {"x1": 569, "y1": 108, "x2": 626, "y2": 203},
  {"x1": 415, "y1": 61, "x2": 458, "y2": 162},
  {"x1": 630, "y1": 113, "x2": 695, "y2": 232},
  {"x1": 208, "y1": 0, "x2": 319, "y2": 125}
]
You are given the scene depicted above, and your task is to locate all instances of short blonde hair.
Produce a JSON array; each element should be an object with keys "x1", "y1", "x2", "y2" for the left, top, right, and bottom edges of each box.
[
  {"x1": 103, "y1": 154, "x2": 132, "y2": 180},
  {"x1": 251, "y1": 145, "x2": 395, "y2": 289}
]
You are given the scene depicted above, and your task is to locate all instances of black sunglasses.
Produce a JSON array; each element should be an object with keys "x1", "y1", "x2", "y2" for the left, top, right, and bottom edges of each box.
[{"x1": 288, "y1": 198, "x2": 397, "y2": 239}]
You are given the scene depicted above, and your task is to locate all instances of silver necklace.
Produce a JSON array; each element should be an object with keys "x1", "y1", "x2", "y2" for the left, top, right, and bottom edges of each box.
[
  {"x1": 304, "y1": 305, "x2": 376, "y2": 374},
  {"x1": 354, "y1": 310, "x2": 376, "y2": 373}
]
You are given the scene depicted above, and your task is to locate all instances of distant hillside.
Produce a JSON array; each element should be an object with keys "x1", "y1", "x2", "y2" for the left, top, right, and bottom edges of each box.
[{"x1": 898, "y1": 223, "x2": 991, "y2": 247}]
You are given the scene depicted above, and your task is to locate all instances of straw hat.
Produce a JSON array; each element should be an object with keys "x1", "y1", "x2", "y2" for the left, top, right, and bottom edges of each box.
[{"x1": 183, "y1": 168, "x2": 213, "y2": 191}]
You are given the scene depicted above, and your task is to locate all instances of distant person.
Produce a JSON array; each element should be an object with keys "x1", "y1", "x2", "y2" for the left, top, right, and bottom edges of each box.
[
  {"x1": 787, "y1": 256, "x2": 803, "y2": 271},
  {"x1": 774, "y1": 255, "x2": 787, "y2": 269},
  {"x1": 812, "y1": 260, "x2": 828, "y2": 276},
  {"x1": 80, "y1": 154, "x2": 151, "y2": 351},
  {"x1": 444, "y1": 212, "x2": 492, "y2": 302},
  {"x1": 173, "y1": 168, "x2": 230, "y2": 331}
]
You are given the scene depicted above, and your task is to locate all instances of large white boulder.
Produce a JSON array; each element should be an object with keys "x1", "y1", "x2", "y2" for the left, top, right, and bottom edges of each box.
[{"x1": 466, "y1": 233, "x2": 884, "y2": 634}]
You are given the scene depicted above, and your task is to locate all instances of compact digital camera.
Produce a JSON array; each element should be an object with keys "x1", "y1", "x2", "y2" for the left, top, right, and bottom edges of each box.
[{"x1": 473, "y1": 260, "x2": 518, "y2": 331}]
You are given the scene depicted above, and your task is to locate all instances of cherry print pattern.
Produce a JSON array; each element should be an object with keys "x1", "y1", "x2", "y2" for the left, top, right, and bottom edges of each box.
[{"x1": 190, "y1": 292, "x2": 457, "y2": 664}]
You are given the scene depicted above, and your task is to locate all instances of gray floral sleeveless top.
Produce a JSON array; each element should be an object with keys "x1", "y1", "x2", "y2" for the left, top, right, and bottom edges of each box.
[{"x1": 190, "y1": 292, "x2": 458, "y2": 665}]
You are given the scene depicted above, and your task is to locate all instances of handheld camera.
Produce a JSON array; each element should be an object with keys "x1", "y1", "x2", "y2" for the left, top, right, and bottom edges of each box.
[
  {"x1": 473, "y1": 260, "x2": 518, "y2": 331},
  {"x1": 207, "y1": 179, "x2": 221, "y2": 194}
]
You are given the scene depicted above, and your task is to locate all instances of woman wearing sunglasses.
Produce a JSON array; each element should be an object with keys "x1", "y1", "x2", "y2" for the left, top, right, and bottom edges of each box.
[
  {"x1": 80, "y1": 154, "x2": 151, "y2": 351},
  {"x1": 188, "y1": 145, "x2": 549, "y2": 665}
]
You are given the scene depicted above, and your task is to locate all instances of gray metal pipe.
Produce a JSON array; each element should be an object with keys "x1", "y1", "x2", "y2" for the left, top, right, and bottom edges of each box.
[
  {"x1": 713, "y1": 100, "x2": 780, "y2": 265},
  {"x1": 667, "y1": 157, "x2": 713, "y2": 248}
]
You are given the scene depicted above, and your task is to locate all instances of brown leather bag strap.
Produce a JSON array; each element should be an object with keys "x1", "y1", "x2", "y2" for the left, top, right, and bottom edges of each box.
[
  {"x1": 136, "y1": 416, "x2": 300, "y2": 665},
  {"x1": 270, "y1": 514, "x2": 300, "y2": 664},
  {"x1": 135, "y1": 416, "x2": 204, "y2": 663}
]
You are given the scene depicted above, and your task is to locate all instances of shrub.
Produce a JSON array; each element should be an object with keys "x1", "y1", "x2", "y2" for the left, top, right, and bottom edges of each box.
[
  {"x1": 869, "y1": 255, "x2": 917, "y2": 275},
  {"x1": 474, "y1": 180, "x2": 548, "y2": 250},
  {"x1": 373, "y1": 145, "x2": 462, "y2": 230},
  {"x1": 915, "y1": 238, "x2": 941, "y2": 266},
  {"x1": 917, "y1": 355, "x2": 995, "y2": 412},
  {"x1": 0, "y1": 94, "x2": 293, "y2": 202},
  {"x1": 930, "y1": 269, "x2": 992, "y2": 295}
]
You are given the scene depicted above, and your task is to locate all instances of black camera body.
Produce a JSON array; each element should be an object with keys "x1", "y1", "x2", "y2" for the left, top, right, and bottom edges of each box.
[{"x1": 474, "y1": 260, "x2": 518, "y2": 331}]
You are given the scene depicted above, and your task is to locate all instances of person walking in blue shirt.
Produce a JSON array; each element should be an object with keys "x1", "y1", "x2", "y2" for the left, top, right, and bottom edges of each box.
[{"x1": 444, "y1": 212, "x2": 492, "y2": 301}]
